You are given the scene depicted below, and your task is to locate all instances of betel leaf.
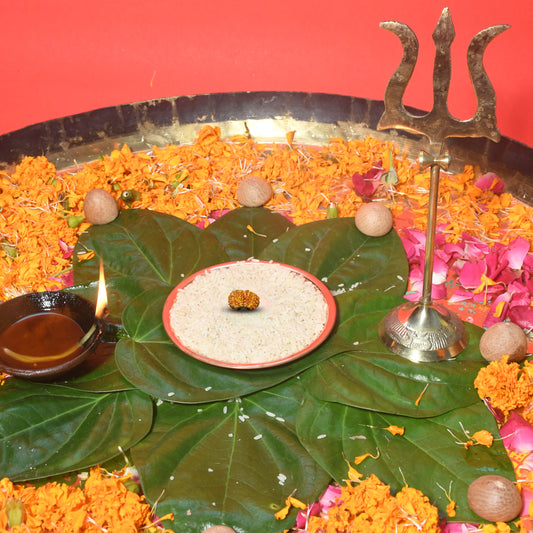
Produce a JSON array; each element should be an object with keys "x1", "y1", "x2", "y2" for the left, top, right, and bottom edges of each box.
[
  {"x1": 56, "y1": 341, "x2": 134, "y2": 393},
  {"x1": 300, "y1": 343, "x2": 485, "y2": 419},
  {"x1": 0, "y1": 379, "x2": 153, "y2": 481},
  {"x1": 335, "y1": 289, "x2": 408, "y2": 347},
  {"x1": 130, "y1": 378, "x2": 330, "y2": 533},
  {"x1": 6, "y1": 204, "x2": 506, "y2": 529},
  {"x1": 204, "y1": 207, "x2": 294, "y2": 260},
  {"x1": 73, "y1": 209, "x2": 228, "y2": 313},
  {"x1": 302, "y1": 290, "x2": 487, "y2": 417},
  {"x1": 115, "y1": 286, "x2": 351, "y2": 402},
  {"x1": 257, "y1": 217, "x2": 409, "y2": 297},
  {"x1": 296, "y1": 392, "x2": 515, "y2": 524}
]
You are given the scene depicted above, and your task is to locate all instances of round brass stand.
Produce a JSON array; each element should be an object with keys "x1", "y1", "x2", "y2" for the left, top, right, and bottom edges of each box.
[{"x1": 379, "y1": 300, "x2": 467, "y2": 362}]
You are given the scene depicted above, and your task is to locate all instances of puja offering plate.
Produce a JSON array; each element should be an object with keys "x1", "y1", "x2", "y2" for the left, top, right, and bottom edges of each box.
[
  {"x1": 0, "y1": 291, "x2": 102, "y2": 379},
  {"x1": 3, "y1": 88, "x2": 533, "y2": 533},
  {"x1": 162, "y1": 260, "x2": 337, "y2": 369}
]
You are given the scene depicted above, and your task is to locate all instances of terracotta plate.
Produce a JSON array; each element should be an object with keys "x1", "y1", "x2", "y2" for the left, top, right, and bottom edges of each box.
[{"x1": 162, "y1": 260, "x2": 337, "y2": 369}]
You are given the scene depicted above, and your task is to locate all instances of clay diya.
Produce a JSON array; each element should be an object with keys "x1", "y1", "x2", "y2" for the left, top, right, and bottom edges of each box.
[
  {"x1": 0, "y1": 290, "x2": 104, "y2": 380},
  {"x1": 0, "y1": 261, "x2": 110, "y2": 380}
]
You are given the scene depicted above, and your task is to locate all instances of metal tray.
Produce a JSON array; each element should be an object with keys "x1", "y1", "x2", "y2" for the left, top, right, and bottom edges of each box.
[{"x1": 1, "y1": 91, "x2": 532, "y2": 205}]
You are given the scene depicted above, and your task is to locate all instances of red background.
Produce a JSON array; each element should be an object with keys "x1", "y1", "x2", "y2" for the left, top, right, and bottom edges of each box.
[{"x1": 1, "y1": 0, "x2": 532, "y2": 147}]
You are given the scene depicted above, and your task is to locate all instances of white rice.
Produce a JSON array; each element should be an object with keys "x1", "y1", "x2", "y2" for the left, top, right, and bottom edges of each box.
[{"x1": 168, "y1": 261, "x2": 330, "y2": 365}]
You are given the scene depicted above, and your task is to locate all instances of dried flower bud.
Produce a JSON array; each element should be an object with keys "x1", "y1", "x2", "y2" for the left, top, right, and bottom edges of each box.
[
  {"x1": 326, "y1": 203, "x2": 339, "y2": 218},
  {"x1": 228, "y1": 290, "x2": 260, "y2": 310},
  {"x1": 6, "y1": 497, "x2": 26, "y2": 527}
]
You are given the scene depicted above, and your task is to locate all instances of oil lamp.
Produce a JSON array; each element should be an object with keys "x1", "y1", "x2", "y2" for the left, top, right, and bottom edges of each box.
[{"x1": 0, "y1": 259, "x2": 110, "y2": 379}]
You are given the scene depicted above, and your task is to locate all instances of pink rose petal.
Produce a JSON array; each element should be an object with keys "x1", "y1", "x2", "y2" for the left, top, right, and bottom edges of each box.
[
  {"x1": 442, "y1": 241, "x2": 465, "y2": 259},
  {"x1": 448, "y1": 288, "x2": 475, "y2": 304},
  {"x1": 474, "y1": 172, "x2": 505, "y2": 193},
  {"x1": 458, "y1": 261, "x2": 486, "y2": 289},
  {"x1": 483, "y1": 293, "x2": 512, "y2": 327},
  {"x1": 520, "y1": 487, "x2": 533, "y2": 522},
  {"x1": 59, "y1": 238, "x2": 74, "y2": 259},
  {"x1": 317, "y1": 484, "x2": 342, "y2": 508},
  {"x1": 406, "y1": 274, "x2": 447, "y2": 302},
  {"x1": 501, "y1": 412, "x2": 533, "y2": 453},
  {"x1": 502, "y1": 237, "x2": 530, "y2": 270},
  {"x1": 441, "y1": 522, "x2": 480, "y2": 532},
  {"x1": 508, "y1": 305, "x2": 533, "y2": 330},
  {"x1": 295, "y1": 503, "x2": 321, "y2": 529},
  {"x1": 352, "y1": 167, "x2": 385, "y2": 199},
  {"x1": 462, "y1": 234, "x2": 491, "y2": 260}
]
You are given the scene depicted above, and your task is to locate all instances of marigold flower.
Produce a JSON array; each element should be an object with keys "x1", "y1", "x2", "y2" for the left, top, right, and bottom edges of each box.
[
  {"x1": 0, "y1": 466, "x2": 173, "y2": 533},
  {"x1": 474, "y1": 356, "x2": 533, "y2": 422},
  {"x1": 385, "y1": 425, "x2": 405, "y2": 436},
  {"x1": 305, "y1": 474, "x2": 440, "y2": 533},
  {"x1": 472, "y1": 429, "x2": 494, "y2": 447}
]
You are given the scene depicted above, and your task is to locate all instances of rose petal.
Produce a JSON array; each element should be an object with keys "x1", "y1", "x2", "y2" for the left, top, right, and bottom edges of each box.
[
  {"x1": 401, "y1": 237, "x2": 419, "y2": 262},
  {"x1": 508, "y1": 305, "x2": 533, "y2": 330},
  {"x1": 441, "y1": 522, "x2": 480, "y2": 532},
  {"x1": 462, "y1": 234, "x2": 491, "y2": 260},
  {"x1": 524, "y1": 253, "x2": 533, "y2": 273},
  {"x1": 352, "y1": 167, "x2": 384, "y2": 199},
  {"x1": 448, "y1": 288, "x2": 475, "y2": 303},
  {"x1": 485, "y1": 250, "x2": 508, "y2": 280},
  {"x1": 520, "y1": 487, "x2": 533, "y2": 521},
  {"x1": 317, "y1": 484, "x2": 341, "y2": 513},
  {"x1": 442, "y1": 241, "x2": 465, "y2": 259},
  {"x1": 504, "y1": 237, "x2": 530, "y2": 270},
  {"x1": 431, "y1": 283, "x2": 448, "y2": 300},
  {"x1": 458, "y1": 261, "x2": 486, "y2": 289},
  {"x1": 406, "y1": 275, "x2": 447, "y2": 301},
  {"x1": 501, "y1": 412, "x2": 533, "y2": 453},
  {"x1": 59, "y1": 238, "x2": 74, "y2": 259},
  {"x1": 483, "y1": 293, "x2": 512, "y2": 327},
  {"x1": 296, "y1": 502, "x2": 321, "y2": 529},
  {"x1": 474, "y1": 172, "x2": 505, "y2": 193}
]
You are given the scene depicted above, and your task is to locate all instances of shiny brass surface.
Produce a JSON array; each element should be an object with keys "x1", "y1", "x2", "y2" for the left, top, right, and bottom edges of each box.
[
  {"x1": 378, "y1": 301, "x2": 467, "y2": 363},
  {"x1": 378, "y1": 8, "x2": 508, "y2": 362},
  {"x1": 378, "y1": 7, "x2": 509, "y2": 144}
]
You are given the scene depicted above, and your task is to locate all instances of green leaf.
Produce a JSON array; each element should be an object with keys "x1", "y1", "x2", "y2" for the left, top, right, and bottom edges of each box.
[
  {"x1": 2, "y1": 203, "x2": 511, "y2": 531},
  {"x1": 302, "y1": 294, "x2": 487, "y2": 416},
  {"x1": 73, "y1": 209, "x2": 228, "y2": 312},
  {"x1": 115, "y1": 286, "x2": 350, "y2": 402},
  {"x1": 205, "y1": 207, "x2": 294, "y2": 261},
  {"x1": 0, "y1": 379, "x2": 153, "y2": 481},
  {"x1": 296, "y1": 392, "x2": 515, "y2": 523},
  {"x1": 131, "y1": 379, "x2": 330, "y2": 532},
  {"x1": 257, "y1": 217, "x2": 409, "y2": 296},
  {"x1": 56, "y1": 341, "x2": 134, "y2": 393},
  {"x1": 335, "y1": 289, "x2": 407, "y2": 346}
]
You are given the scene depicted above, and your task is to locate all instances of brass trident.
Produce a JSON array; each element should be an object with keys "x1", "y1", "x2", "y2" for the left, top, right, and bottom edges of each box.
[
  {"x1": 377, "y1": 8, "x2": 509, "y2": 362},
  {"x1": 378, "y1": 7, "x2": 509, "y2": 144}
]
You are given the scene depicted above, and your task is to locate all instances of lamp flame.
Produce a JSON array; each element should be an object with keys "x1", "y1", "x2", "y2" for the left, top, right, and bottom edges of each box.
[{"x1": 95, "y1": 259, "x2": 108, "y2": 318}]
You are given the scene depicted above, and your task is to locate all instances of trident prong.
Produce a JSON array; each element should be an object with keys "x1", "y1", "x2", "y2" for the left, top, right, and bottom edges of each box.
[
  {"x1": 377, "y1": 7, "x2": 509, "y2": 146},
  {"x1": 377, "y1": 9, "x2": 509, "y2": 363}
]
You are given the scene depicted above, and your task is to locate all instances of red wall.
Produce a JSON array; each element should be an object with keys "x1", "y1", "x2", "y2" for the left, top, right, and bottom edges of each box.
[{"x1": 1, "y1": 0, "x2": 532, "y2": 147}]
